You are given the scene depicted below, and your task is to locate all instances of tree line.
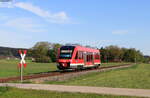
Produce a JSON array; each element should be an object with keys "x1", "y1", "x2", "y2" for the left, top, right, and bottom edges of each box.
[
  {"x1": 100, "y1": 45, "x2": 149, "y2": 63},
  {"x1": 0, "y1": 42, "x2": 149, "y2": 63},
  {"x1": 29, "y1": 42, "x2": 150, "y2": 63}
]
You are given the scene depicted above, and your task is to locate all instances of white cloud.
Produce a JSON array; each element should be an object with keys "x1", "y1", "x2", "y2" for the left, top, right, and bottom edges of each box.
[
  {"x1": 112, "y1": 30, "x2": 128, "y2": 35},
  {"x1": 14, "y1": 2, "x2": 70, "y2": 24},
  {"x1": 4, "y1": 17, "x2": 47, "y2": 33},
  {"x1": 0, "y1": 0, "x2": 14, "y2": 8}
]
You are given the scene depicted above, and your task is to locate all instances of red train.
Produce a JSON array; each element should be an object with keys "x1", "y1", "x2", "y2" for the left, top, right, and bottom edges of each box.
[{"x1": 57, "y1": 45, "x2": 101, "y2": 70}]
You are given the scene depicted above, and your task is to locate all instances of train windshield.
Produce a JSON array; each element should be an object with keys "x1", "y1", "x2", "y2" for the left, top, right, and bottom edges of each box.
[{"x1": 59, "y1": 46, "x2": 75, "y2": 59}]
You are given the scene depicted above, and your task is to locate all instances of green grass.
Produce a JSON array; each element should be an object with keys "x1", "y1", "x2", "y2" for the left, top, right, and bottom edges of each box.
[
  {"x1": 0, "y1": 87, "x2": 139, "y2": 98},
  {"x1": 0, "y1": 60, "x2": 57, "y2": 78},
  {"x1": 101, "y1": 62, "x2": 131, "y2": 67},
  {"x1": 47, "y1": 64, "x2": 150, "y2": 89},
  {"x1": 0, "y1": 59, "x2": 128, "y2": 78}
]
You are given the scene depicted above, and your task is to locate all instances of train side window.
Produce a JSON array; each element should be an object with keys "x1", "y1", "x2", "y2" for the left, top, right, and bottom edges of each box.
[
  {"x1": 78, "y1": 51, "x2": 82, "y2": 59},
  {"x1": 86, "y1": 54, "x2": 88, "y2": 61},
  {"x1": 96, "y1": 53, "x2": 98, "y2": 59},
  {"x1": 95, "y1": 53, "x2": 100, "y2": 60},
  {"x1": 89, "y1": 53, "x2": 91, "y2": 61},
  {"x1": 78, "y1": 51, "x2": 80, "y2": 59},
  {"x1": 92, "y1": 53, "x2": 94, "y2": 60},
  {"x1": 94, "y1": 53, "x2": 96, "y2": 59},
  {"x1": 88, "y1": 54, "x2": 89, "y2": 61},
  {"x1": 86, "y1": 53, "x2": 89, "y2": 62},
  {"x1": 95, "y1": 54, "x2": 96, "y2": 59},
  {"x1": 87, "y1": 53, "x2": 92, "y2": 62},
  {"x1": 80, "y1": 51, "x2": 83, "y2": 59},
  {"x1": 81, "y1": 51, "x2": 84, "y2": 59},
  {"x1": 75, "y1": 51, "x2": 78, "y2": 59},
  {"x1": 91, "y1": 54, "x2": 93, "y2": 61},
  {"x1": 98, "y1": 54, "x2": 100, "y2": 59}
]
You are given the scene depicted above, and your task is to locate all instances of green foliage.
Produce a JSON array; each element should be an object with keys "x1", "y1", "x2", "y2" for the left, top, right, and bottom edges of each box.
[
  {"x1": 101, "y1": 46, "x2": 145, "y2": 63},
  {"x1": 143, "y1": 56, "x2": 150, "y2": 63},
  {"x1": 30, "y1": 42, "x2": 61, "y2": 63},
  {"x1": 31, "y1": 42, "x2": 52, "y2": 63},
  {"x1": 122, "y1": 48, "x2": 143, "y2": 62},
  {"x1": 48, "y1": 49, "x2": 56, "y2": 62},
  {"x1": 31, "y1": 42, "x2": 50, "y2": 57},
  {"x1": 48, "y1": 43, "x2": 61, "y2": 62},
  {"x1": 106, "y1": 45, "x2": 123, "y2": 62}
]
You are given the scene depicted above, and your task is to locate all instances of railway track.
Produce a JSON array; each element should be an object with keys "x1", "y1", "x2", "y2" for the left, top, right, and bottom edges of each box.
[{"x1": 0, "y1": 64, "x2": 133, "y2": 83}]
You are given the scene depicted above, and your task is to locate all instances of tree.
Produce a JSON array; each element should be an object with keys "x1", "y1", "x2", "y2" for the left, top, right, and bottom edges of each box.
[
  {"x1": 100, "y1": 45, "x2": 146, "y2": 63},
  {"x1": 122, "y1": 48, "x2": 144, "y2": 62},
  {"x1": 105, "y1": 45, "x2": 123, "y2": 62},
  {"x1": 48, "y1": 43, "x2": 61, "y2": 62},
  {"x1": 100, "y1": 47, "x2": 109, "y2": 62},
  {"x1": 31, "y1": 42, "x2": 52, "y2": 63},
  {"x1": 143, "y1": 57, "x2": 149, "y2": 63}
]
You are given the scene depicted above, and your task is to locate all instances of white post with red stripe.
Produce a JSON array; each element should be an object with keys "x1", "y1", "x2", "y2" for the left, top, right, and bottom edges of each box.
[{"x1": 18, "y1": 50, "x2": 27, "y2": 83}]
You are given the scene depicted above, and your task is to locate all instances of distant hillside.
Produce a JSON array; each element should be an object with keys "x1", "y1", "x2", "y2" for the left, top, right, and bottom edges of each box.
[{"x1": 0, "y1": 46, "x2": 28, "y2": 58}]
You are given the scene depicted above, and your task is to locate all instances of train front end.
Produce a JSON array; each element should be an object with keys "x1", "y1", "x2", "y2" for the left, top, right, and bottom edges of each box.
[{"x1": 57, "y1": 46, "x2": 75, "y2": 70}]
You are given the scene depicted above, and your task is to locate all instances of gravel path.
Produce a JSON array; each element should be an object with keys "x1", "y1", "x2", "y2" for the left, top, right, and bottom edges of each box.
[{"x1": 0, "y1": 83, "x2": 150, "y2": 97}]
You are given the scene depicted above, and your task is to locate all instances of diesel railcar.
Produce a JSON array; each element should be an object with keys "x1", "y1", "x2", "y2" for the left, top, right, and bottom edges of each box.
[{"x1": 57, "y1": 45, "x2": 101, "y2": 70}]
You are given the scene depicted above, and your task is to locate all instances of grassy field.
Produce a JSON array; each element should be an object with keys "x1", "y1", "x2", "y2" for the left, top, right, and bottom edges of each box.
[
  {"x1": 101, "y1": 62, "x2": 131, "y2": 67},
  {"x1": 0, "y1": 59, "x2": 129, "y2": 78},
  {"x1": 0, "y1": 60, "x2": 57, "y2": 78},
  {"x1": 0, "y1": 62, "x2": 148, "y2": 98},
  {"x1": 0, "y1": 87, "x2": 139, "y2": 98},
  {"x1": 47, "y1": 63, "x2": 150, "y2": 89}
]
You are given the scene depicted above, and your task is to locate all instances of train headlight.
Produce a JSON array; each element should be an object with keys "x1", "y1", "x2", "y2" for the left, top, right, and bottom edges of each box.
[{"x1": 62, "y1": 63, "x2": 67, "y2": 67}]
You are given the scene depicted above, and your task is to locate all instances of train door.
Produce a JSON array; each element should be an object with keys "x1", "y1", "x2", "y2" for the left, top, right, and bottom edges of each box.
[{"x1": 84, "y1": 52, "x2": 93, "y2": 66}]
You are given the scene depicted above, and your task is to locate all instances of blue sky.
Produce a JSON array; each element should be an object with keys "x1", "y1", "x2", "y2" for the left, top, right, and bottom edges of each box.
[{"x1": 0, "y1": 0, "x2": 150, "y2": 55}]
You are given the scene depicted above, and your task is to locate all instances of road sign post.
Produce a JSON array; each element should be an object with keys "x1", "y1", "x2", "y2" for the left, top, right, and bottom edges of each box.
[
  {"x1": 18, "y1": 50, "x2": 27, "y2": 83},
  {"x1": 21, "y1": 62, "x2": 23, "y2": 83}
]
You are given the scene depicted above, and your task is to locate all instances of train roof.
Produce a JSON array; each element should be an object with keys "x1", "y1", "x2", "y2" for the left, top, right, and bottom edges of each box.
[{"x1": 62, "y1": 45, "x2": 100, "y2": 53}]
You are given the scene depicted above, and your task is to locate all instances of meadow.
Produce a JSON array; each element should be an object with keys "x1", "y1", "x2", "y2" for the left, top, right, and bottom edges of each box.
[
  {"x1": 47, "y1": 63, "x2": 150, "y2": 89},
  {"x1": 0, "y1": 60, "x2": 57, "y2": 78},
  {"x1": 101, "y1": 62, "x2": 131, "y2": 67},
  {"x1": 0, "y1": 60, "x2": 148, "y2": 98},
  {"x1": 0, "y1": 59, "x2": 129, "y2": 78},
  {"x1": 0, "y1": 87, "x2": 139, "y2": 98}
]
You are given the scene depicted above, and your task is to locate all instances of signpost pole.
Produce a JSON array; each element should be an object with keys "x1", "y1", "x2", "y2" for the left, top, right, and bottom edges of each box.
[{"x1": 21, "y1": 64, "x2": 23, "y2": 83}]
